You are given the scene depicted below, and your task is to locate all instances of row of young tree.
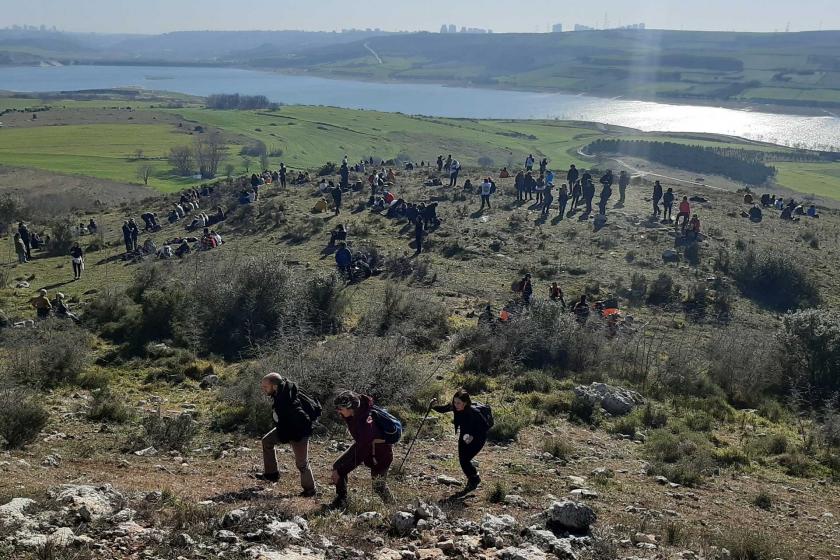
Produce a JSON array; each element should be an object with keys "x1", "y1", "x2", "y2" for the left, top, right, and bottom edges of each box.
[
  {"x1": 586, "y1": 139, "x2": 777, "y2": 185},
  {"x1": 206, "y1": 94, "x2": 278, "y2": 110},
  {"x1": 168, "y1": 134, "x2": 227, "y2": 179}
]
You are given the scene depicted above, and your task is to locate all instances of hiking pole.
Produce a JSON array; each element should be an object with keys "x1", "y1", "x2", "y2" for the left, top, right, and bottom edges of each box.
[{"x1": 397, "y1": 398, "x2": 437, "y2": 474}]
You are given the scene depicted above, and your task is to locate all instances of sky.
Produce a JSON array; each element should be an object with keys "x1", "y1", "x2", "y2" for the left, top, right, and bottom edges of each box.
[{"x1": 0, "y1": 0, "x2": 838, "y2": 34}]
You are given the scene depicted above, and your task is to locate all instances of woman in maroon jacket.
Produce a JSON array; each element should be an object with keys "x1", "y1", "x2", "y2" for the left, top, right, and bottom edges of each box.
[{"x1": 330, "y1": 390, "x2": 395, "y2": 509}]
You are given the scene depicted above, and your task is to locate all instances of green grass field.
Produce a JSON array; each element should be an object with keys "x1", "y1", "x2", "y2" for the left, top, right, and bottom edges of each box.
[{"x1": 1, "y1": 96, "x2": 839, "y2": 199}]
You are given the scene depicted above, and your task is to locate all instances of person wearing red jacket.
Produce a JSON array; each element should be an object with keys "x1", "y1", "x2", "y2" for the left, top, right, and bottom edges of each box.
[
  {"x1": 676, "y1": 196, "x2": 691, "y2": 234},
  {"x1": 330, "y1": 390, "x2": 395, "y2": 509}
]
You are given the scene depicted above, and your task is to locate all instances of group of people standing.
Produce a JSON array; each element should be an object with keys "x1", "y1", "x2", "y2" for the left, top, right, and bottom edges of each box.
[{"x1": 257, "y1": 374, "x2": 492, "y2": 509}]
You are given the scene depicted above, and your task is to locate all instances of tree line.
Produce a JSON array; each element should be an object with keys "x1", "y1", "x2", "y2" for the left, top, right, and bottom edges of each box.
[
  {"x1": 585, "y1": 139, "x2": 777, "y2": 185},
  {"x1": 206, "y1": 94, "x2": 278, "y2": 110}
]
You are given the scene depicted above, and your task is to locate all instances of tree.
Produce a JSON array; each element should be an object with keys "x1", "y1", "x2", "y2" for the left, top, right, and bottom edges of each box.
[
  {"x1": 242, "y1": 156, "x2": 253, "y2": 174},
  {"x1": 259, "y1": 153, "x2": 270, "y2": 172},
  {"x1": 224, "y1": 163, "x2": 235, "y2": 181},
  {"x1": 136, "y1": 164, "x2": 153, "y2": 186},
  {"x1": 169, "y1": 146, "x2": 194, "y2": 176},
  {"x1": 132, "y1": 148, "x2": 145, "y2": 161},
  {"x1": 194, "y1": 134, "x2": 226, "y2": 179}
]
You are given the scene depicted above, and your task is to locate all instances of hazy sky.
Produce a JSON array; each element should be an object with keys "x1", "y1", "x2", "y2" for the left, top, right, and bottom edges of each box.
[{"x1": 1, "y1": 0, "x2": 837, "y2": 34}]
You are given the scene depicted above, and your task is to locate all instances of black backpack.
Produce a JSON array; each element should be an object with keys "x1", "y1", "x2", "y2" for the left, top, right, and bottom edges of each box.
[
  {"x1": 297, "y1": 391, "x2": 322, "y2": 422},
  {"x1": 473, "y1": 403, "x2": 494, "y2": 430}
]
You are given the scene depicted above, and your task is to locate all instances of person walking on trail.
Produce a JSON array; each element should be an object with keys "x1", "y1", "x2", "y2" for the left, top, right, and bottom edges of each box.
[
  {"x1": 449, "y1": 159, "x2": 461, "y2": 187},
  {"x1": 598, "y1": 173, "x2": 613, "y2": 215},
  {"x1": 662, "y1": 187, "x2": 675, "y2": 222},
  {"x1": 432, "y1": 388, "x2": 492, "y2": 492},
  {"x1": 14, "y1": 233, "x2": 28, "y2": 264},
  {"x1": 618, "y1": 170, "x2": 630, "y2": 203},
  {"x1": 414, "y1": 217, "x2": 425, "y2": 254},
  {"x1": 652, "y1": 181, "x2": 663, "y2": 218},
  {"x1": 30, "y1": 288, "x2": 52, "y2": 320},
  {"x1": 330, "y1": 182, "x2": 342, "y2": 215},
  {"x1": 70, "y1": 242, "x2": 84, "y2": 280},
  {"x1": 255, "y1": 373, "x2": 319, "y2": 497},
  {"x1": 676, "y1": 196, "x2": 691, "y2": 233},
  {"x1": 479, "y1": 177, "x2": 493, "y2": 210},
  {"x1": 542, "y1": 183, "x2": 554, "y2": 216},
  {"x1": 582, "y1": 177, "x2": 595, "y2": 214},
  {"x1": 567, "y1": 164, "x2": 579, "y2": 189},
  {"x1": 558, "y1": 184, "x2": 570, "y2": 219},
  {"x1": 330, "y1": 390, "x2": 395, "y2": 510}
]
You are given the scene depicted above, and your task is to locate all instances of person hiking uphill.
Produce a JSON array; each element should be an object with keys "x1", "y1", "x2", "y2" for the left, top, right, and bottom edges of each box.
[
  {"x1": 255, "y1": 373, "x2": 319, "y2": 497},
  {"x1": 330, "y1": 390, "x2": 396, "y2": 509},
  {"x1": 432, "y1": 388, "x2": 492, "y2": 492}
]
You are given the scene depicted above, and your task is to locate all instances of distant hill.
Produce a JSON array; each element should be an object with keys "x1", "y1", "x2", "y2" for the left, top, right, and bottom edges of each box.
[{"x1": 243, "y1": 29, "x2": 840, "y2": 108}]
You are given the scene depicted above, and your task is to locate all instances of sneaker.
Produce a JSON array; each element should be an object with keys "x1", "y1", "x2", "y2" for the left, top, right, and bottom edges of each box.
[{"x1": 254, "y1": 472, "x2": 279, "y2": 483}]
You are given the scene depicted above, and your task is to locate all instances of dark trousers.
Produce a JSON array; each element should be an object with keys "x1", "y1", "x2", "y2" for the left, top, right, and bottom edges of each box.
[
  {"x1": 676, "y1": 212, "x2": 690, "y2": 231},
  {"x1": 280, "y1": 177, "x2": 287, "y2": 188},
  {"x1": 585, "y1": 197, "x2": 593, "y2": 213},
  {"x1": 664, "y1": 203, "x2": 673, "y2": 220},
  {"x1": 598, "y1": 198, "x2": 608, "y2": 215},
  {"x1": 415, "y1": 235, "x2": 423, "y2": 254},
  {"x1": 571, "y1": 195, "x2": 580, "y2": 208},
  {"x1": 480, "y1": 195, "x2": 491, "y2": 209},
  {"x1": 536, "y1": 191, "x2": 543, "y2": 203},
  {"x1": 458, "y1": 436, "x2": 486, "y2": 480},
  {"x1": 653, "y1": 198, "x2": 661, "y2": 216},
  {"x1": 72, "y1": 261, "x2": 82, "y2": 278},
  {"x1": 124, "y1": 237, "x2": 133, "y2": 252},
  {"x1": 619, "y1": 185, "x2": 626, "y2": 203},
  {"x1": 449, "y1": 171, "x2": 459, "y2": 187},
  {"x1": 333, "y1": 442, "x2": 393, "y2": 498}
]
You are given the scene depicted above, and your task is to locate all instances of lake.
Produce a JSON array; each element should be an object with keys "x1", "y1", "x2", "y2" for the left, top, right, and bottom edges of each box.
[{"x1": 2, "y1": 64, "x2": 839, "y2": 150}]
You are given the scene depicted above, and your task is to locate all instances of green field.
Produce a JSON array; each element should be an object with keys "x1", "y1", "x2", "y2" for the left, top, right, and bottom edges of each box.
[{"x1": 1, "y1": 96, "x2": 839, "y2": 199}]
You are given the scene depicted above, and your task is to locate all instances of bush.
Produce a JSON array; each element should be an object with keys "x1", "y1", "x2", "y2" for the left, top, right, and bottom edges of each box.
[
  {"x1": 487, "y1": 482, "x2": 506, "y2": 503},
  {"x1": 542, "y1": 438, "x2": 573, "y2": 459},
  {"x1": 47, "y1": 218, "x2": 76, "y2": 257},
  {"x1": 217, "y1": 336, "x2": 419, "y2": 434},
  {"x1": 453, "y1": 373, "x2": 490, "y2": 395},
  {"x1": 776, "y1": 309, "x2": 840, "y2": 401},
  {"x1": 645, "y1": 428, "x2": 715, "y2": 486},
  {"x1": 713, "y1": 528, "x2": 791, "y2": 560},
  {"x1": 647, "y1": 273, "x2": 679, "y2": 305},
  {"x1": 733, "y1": 247, "x2": 820, "y2": 311},
  {"x1": 140, "y1": 411, "x2": 198, "y2": 452},
  {"x1": 0, "y1": 320, "x2": 92, "y2": 388},
  {"x1": 317, "y1": 162, "x2": 338, "y2": 176},
  {"x1": 0, "y1": 385, "x2": 49, "y2": 449},
  {"x1": 361, "y1": 284, "x2": 449, "y2": 350},
  {"x1": 628, "y1": 273, "x2": 648, "y2": 304},
  {"x1": 568, "y1": 393, "x2": 597, "y2": 425},
  {"x1": 87, "y1": 388, "x2": 133, "y2": 424},
  {"x1": 487, "y1": 410, "x2": 528, "y2": 442},
  {"x1": 707, "y1": 328, "x2": 783, "y2": 406},
  {"x1": 512, "y1": 371, "x2": 554, "y2": 393},
  {"x1": 753, "y1": 491, "x2": 772, "y2": 510}
]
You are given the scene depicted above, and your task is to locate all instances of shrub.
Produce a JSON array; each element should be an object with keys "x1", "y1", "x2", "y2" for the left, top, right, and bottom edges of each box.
[
  {"x1": 487, "y1": 481, "x2": 506, "y2": 503},
  {"x1": 542, "y1": 438, "x2": 573, "y2": 459},
  {"x1": 87, "y1": 388, "x2": 133, "y2": 424},
  {"x1": 487, "y1": 410, "x2": 528, "y2": 442},
  {"x1": 640, "y1": 403, "x2": 669, "y2": 429},
  {"x1": 453, "y1": 373, "x2": 490, "y2": 395},
  {"x1": 361, "y1": 284, "x2": 449, "y2": 350},
  {"x1": 47, "y1": 218, "x2": 75, "y2": 257},
  {"x1": 0, "y1": 385, "x2": 49, "y2": 449},
  {"x1": 512, "y1": 371, "x2": 554, "y2": 393},
  {"x1": 140, "y1": 411, "x2": 198, "y2": 451},
  {"x1": 714, "y1": 446, "x2": 749, "y2": 467},
  {"x1": 217, "y1": 336, "x2": 419, "y2": 434},
  {"x1": 647, "y1": 273, "x2": 679, "y2": 305},
  {"x1": 684, "y1": 242, "x2": 701, "y2": 265},
  {"x1": 0, "y1": 320, "x2": 92, "y2": 388},
  {"x1": 733, "y1": 247, "x2": 820, "y2": 311},
  {"x1": 317, "y1": 162, "x2": 338, "y2": 176},
  {"x1": 568, "y1": 393, "x2": 597, "y2": 425},
  {"x1": 645, "y1": 428, "x2": 715, "y2": 486},
  {"x1": 628, "y1": 273, "x2": 648, "y2": 304},
  {"x1": 477, "y1": 156, "x2": 495, "y2": 167},
  {"x1": 707, "y1": 328, "x2": 782, "y2": 406},
  {"x1": 753, "y1": 491, "x2": 772, "y2": 510},
  {"x1": 713, "y1": 528, "x2": 791, "y2": 560},
  {"x1": 609, "y1": 415, "x2": 639, "y2": 437},
  {"x1": 776, "y1": 309, "x2": 840, "y2": 401}
]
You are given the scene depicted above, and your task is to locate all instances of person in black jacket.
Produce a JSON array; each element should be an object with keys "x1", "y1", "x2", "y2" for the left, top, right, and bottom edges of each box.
[
  {"x1": 256, "y1": 372, "x2": 317, "y2": 496},
  {"x1": 432, "y1": 388, "x2": 490, "y2": 491}
]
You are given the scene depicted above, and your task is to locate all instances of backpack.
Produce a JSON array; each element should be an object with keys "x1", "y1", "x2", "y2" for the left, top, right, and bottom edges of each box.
[
  {"x1": 473, "y1": 403, "x2": 494, "y2": 430},
  {"x1": 297, "y1": 391, "x2": 322, "y2": 422},
  {"x1": 371, "y1": 406, "x2": 403, "y2": 444}
]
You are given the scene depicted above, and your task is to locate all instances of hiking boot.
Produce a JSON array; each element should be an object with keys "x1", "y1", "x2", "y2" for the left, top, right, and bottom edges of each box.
[
  {"x1": 254, "y1": 472, "x2": 279, "y2": 483},
  {"x1": 465, "y1": 476, "x2": 481, "y2": 492},
  {"x1": 299, "y1": 488, "x2": 318, "y2": 498},
  {"x1": 328, "y1": 496, "x2": 348, "y2": 510},
  {"x1": 373, "y1": 478, "x2": 395, "y2": 504}
]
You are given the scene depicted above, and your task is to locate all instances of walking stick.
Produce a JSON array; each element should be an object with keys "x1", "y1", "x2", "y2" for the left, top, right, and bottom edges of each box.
[{"x1": 398, "y1": 398, "x2": 437, "y2": 474}]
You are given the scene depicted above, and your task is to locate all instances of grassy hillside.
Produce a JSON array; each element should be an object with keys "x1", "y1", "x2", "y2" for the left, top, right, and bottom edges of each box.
[
  {"x1": 2, "y1": 95, "x2": 840, "y2": 201},
  {"x1": 252, "y1": 30, "x2": 840, "y2": 109},
  {"x1": 0, "y1": 157, "x2": 838, "y2": 558}
]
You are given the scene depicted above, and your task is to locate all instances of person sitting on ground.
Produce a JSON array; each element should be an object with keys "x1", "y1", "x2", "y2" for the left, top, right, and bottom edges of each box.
[
  {"x1": 775, "y1": 197, "x2": 786, "y2": 210},
  {"x1": 312, "y1": 196, "x2": 329, "y2": 213},
  {"x1": 329, "y1": 224, "x2": 348, "y2": 246},
  {"x1": 780, "y1": 204, "x2": 794, "y2": 220},
  {"x1": 175, "y1": 239, "x2": 191, "y2": 258},
  {"x1": 168, "y1": 208, "x2": 180, "y2": 223},
  {"x1": 211, "y1": 230, "x2": 222, "y2": 246},
  {"x1": 499, "y1": 167, "x2": 510, "y2": 179},
  {"x1": 807, "y1": 204, "x2": 819, "y2": 218},
  {"x1": 383, "y1": 190, "x2": 395, "y2": 205},
  {"x1": 688, "y1": 214, "x2": 701, "y2": 238},
  {"x1": 743, "y1": 192, "x2": 754, "y2": 204},
  {"x1": 573, "y1": 294, "x2": 590, "y2": 324},
  {"x1": 330, "y1": 390, "x2": 395, "y2": 509},
  {"x1": 30, "y1": 231, "x2": 43, "y2": 250},
  {"x1": 142, "y1": 238, "x2": 157, "y2": 255},
  {"x1": 748, "y1": 204, "x2": 763, "y2": 223},
  {"x1": 386, "y1": 168, "x2": 396, "y2": 183},
  {"x1": 431, "y1": 388, "x2": 491, "y2": 492},
  {"x1": 549, "y1": 282, "x2": 566, "y2": 308},
  {"x1": 760, "y1": 193, "x2": 772, "y2": 207},
  {"x1": 158, "y1": 244, "x2": 173, "y2": 259},
  {"x1": 335, "y1": 242, "x2": 352, "y2": 276},
  {"x1": 201, "y1": 228, "x2": 217, "y2": 250},
  {"x1": 371, "y1": 196, "x2": 385, "y2": 212},
  {"x1": 52, "y1": 292, "x2": 80, "y2": 322},
  {"x1": 30, "y1": 289, "x2": 52, "y2": 320},
  {"x1": 463, "y1": 179, "x2": 473, "y2": 192},
  {"x1": 676, "y1": 196, "x2": 691, "y2": 233},
  {"x1": 254, "y1": 373, "x2": 318, "y2": 497}
]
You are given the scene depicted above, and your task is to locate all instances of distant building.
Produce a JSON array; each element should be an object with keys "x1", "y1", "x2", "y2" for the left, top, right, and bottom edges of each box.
[
  {"x1": 574, "y1": 24, "x2": 595, "y2": 31},
  {"x1": 552, "y1": 23, "x2": 563, "y2": 33},
  {"x1": 440, "y1": 24, "x2": 449, "y2": 33},
  {"x1": 448, "y1": 24, "x2": 456, "y2": 33}
]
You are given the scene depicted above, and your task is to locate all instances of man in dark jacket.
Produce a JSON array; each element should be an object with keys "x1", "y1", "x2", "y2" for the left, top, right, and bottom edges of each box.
[
  {"x1": 582, "y1": 178, "x2": 596, "y2": 214},
  {"x1": 18, "y1": 222, "x2": 32, "y2": 259},
  {"x1": 432, "y1": 388, "x2": 490, "y2": 491},
  {"x1": 566, "y1": 164, "x2": 579, "y2": 187},
  {"x1": 256, "y1": 373, "x2": 317, "y2": 496},
  {"x1": 330, "y1": 182, "x2": 342, "y2": 216},
  {"x1": 335, "y1": 242, "x2": 352, "y2": 277},
  {"x1": 331, "y1": 390, "x2": 395, "y2": 509},
  {"x1": 618, "y1": 170, "x2": 630, "y2": 203},
  {"x1": 414, "y1": 217, "x2": 424, "y2": 254}
]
